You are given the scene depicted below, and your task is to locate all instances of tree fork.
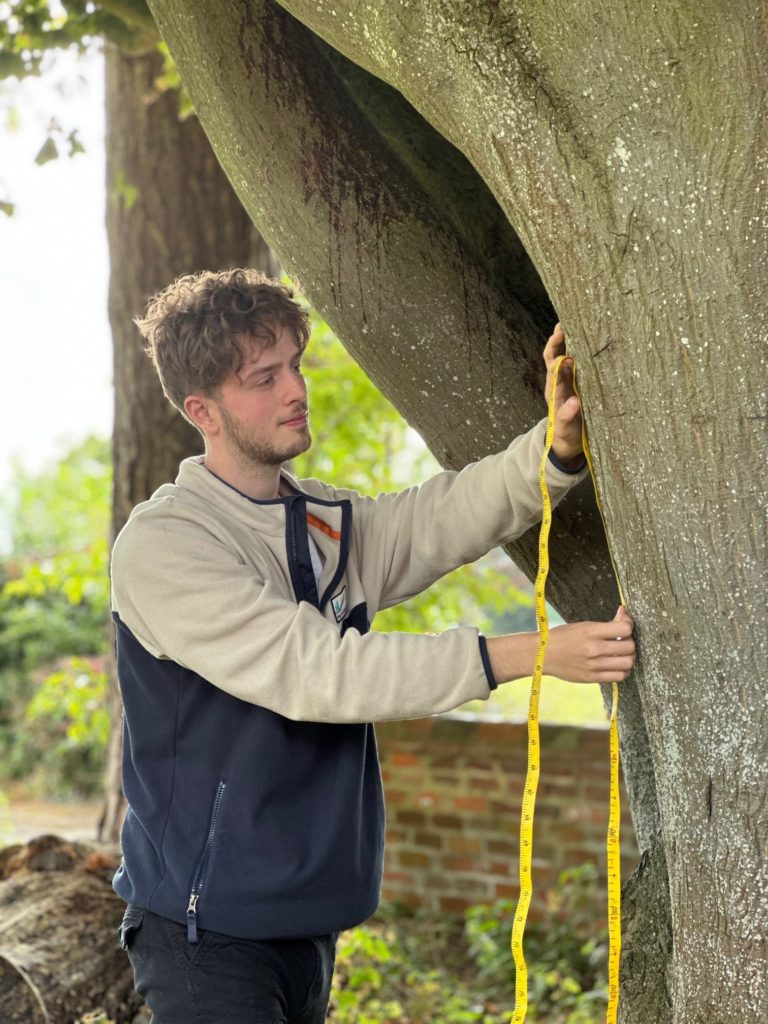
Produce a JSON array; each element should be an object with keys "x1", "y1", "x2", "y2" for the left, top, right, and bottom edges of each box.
[{"x1": 145, "y1": 2, "x2": 767, "y2": 1019}]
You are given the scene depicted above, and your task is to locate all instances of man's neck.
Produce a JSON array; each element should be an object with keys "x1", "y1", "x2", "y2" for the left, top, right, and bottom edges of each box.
[{"x1": 203, "y1": 451, "x2": 285, "y2": 501}]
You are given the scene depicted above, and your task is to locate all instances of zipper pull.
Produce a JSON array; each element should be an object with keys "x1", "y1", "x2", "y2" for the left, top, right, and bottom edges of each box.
[{"x1": 186, "y1": 892, "x2": 199, "y2": 944}]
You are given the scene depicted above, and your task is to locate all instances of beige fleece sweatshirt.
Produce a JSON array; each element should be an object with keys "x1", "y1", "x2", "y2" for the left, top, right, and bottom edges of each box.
[{"x1": 110, "y1": 417, "x2": 587, "y2": 724}]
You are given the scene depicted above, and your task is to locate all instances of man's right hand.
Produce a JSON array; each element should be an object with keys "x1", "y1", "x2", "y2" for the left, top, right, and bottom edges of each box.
[{"x1": 486, "y1": 606, "x2": 636, "y2": 685}]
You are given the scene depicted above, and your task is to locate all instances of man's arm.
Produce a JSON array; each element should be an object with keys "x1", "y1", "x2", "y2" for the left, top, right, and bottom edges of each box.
[
  {"x1": 111, "y1": 513, "x2": 496, "y2": 724},
  {"x1": 333, "y1": 417, "x2": 588, "y2": 614},
  {"x1": 486, "y1": 606, "x2": 636, "y2": 685}
]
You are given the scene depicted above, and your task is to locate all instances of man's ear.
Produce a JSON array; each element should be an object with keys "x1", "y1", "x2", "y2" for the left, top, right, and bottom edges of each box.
[{"x1": 184, "y1": 393, "x2": 219, "y2": 436}]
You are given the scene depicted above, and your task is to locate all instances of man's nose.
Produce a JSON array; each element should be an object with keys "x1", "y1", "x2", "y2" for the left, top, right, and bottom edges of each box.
[{"x1": 284, "y1": 369, "x2": 307, "y2": 403}]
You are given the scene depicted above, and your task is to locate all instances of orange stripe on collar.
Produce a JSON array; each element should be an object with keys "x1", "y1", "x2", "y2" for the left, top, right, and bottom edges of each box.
[{"x1": 307, "y1": 512, "x2": 342, "y2": 541}]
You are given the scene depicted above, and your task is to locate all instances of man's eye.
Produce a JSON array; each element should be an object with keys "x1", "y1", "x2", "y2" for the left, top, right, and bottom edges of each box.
[{"x1": 256, "y1": 376, "x2": 274, "y2": 387}]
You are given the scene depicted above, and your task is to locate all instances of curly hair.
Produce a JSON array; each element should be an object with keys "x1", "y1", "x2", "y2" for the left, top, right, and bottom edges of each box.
[{"x1": 135, "y1": 268, "x2": 311, "y2": 426}]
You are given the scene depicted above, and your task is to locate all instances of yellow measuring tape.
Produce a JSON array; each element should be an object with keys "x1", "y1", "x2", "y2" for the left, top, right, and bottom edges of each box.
[{"x1": 510, "y1": 354, "x2": 626, "y2": 1024}]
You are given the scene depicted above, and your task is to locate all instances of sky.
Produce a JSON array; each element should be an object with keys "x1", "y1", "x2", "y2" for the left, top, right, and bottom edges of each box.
[{"x1": 0, "y1": 48, "x2": 112, "y2": 493}]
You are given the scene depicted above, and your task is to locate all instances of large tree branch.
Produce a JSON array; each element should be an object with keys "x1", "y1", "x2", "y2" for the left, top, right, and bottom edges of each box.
[{"x1": 147, "y1": 0, "x2": 660, "y2": 861}]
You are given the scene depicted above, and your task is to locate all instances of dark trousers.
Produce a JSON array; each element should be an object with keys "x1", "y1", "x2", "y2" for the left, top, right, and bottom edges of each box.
[{"x1": 118, "y1": 903, "x2": 338, "y2": 1024}]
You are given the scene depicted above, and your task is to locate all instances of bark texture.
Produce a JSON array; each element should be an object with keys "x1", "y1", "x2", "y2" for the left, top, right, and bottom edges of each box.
[
  {"x1": 100, "y1": 44, "x2": 256, "y2": 843},
  {"x1": 143, "y1": 3, "x2": 768, "y2": 1021},
  {"x1": 0, "y1": 836, "x2": 134, "y2": 1024}
]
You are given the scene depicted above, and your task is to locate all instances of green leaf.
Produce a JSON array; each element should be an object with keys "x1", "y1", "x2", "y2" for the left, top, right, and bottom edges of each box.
[
  {"x1": 113, "y1": 167, "x2": 139, "y2": 210},
  {"x1": 0, "y1": 51, "x2": 30, "y2": 78},
  {"x1": 0, "y1": 200, "x2": 15, "y2": 217},
  {"x1": 34, "y1": 135, "x2": 58, "y2": 165},
  {"x1": 67, "y1": 128, "x2": 85, "y2": 156}
]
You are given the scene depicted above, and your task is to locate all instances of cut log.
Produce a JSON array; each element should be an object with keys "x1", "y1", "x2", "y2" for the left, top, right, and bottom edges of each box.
[{"x1": 0, "y1": 835, "x2": 141, "y2": 1024}]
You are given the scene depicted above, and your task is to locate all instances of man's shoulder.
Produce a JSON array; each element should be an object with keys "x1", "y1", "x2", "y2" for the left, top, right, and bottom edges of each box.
[
  {"x1": 288, "y1": 472, "x2": 353, "y2": 504},
  {"x1": 113, "y1": 481, "x2": 228, "y2": 559}
]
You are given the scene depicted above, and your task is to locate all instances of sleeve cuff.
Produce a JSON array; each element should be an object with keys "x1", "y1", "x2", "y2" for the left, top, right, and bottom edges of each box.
[
  {"x1": 478, "y1": 635, "x2": 498, "y2": 691},
  {"x1": 548, "y1": 449, "x2": 587, "y2": 475}
]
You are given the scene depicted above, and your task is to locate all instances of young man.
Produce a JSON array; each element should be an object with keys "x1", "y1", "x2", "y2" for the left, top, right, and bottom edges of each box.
[{"x1": 113, "y1": 268, "x2": 635, "y2": 1024}]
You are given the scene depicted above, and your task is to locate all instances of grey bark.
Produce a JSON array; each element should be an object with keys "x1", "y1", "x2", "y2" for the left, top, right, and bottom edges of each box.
[
  {"x1": 143, "y1": 2, "x2": 767, "y2": 1021},
  {"x1": 100, "y1": 43, "x2": 258, "y2": 843}
]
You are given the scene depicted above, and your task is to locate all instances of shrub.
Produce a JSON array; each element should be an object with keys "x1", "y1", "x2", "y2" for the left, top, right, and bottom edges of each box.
[{"x1": 329, "y1": 865, "x2": 609, "y2": 1024}]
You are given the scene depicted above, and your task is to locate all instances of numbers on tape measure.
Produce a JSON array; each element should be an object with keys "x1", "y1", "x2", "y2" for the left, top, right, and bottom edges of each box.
[{"x1": 508, "y1": 354, "x2": 623, "y2": 1024}]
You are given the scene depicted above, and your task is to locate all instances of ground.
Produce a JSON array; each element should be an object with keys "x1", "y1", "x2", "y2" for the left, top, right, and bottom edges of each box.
[{"x1": 0, "y1": 784, "x2": 101, "y2": 845}]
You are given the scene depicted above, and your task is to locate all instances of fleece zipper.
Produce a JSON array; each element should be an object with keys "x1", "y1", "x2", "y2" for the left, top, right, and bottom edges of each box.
[{"x1": 186, "y1": 780, "x2": 226, "y2": 943}]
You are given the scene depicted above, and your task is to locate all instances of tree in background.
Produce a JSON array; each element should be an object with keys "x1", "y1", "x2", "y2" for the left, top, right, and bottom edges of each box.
[
  {"x1": 1, "y1": 0, "x2": 258, "y2": 840},
  {"x1": 138, "y1": 3, "x2": 764, "y2": 1022}
]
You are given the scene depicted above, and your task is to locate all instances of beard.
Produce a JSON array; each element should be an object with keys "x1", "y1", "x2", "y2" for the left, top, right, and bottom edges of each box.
[{"x1": 217, "y1": 403, "x2": 311, "y2": 468}]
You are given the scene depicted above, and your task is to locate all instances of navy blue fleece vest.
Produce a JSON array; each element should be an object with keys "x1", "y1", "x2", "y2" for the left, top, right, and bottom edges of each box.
[{"x1": 112, "y1": 494, "x2": 384, "y2": 941}]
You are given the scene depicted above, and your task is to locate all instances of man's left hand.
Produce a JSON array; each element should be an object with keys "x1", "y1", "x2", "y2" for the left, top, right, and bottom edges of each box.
[{"x1": 543, "y1": 323, "x2": 584, "y2": 467}]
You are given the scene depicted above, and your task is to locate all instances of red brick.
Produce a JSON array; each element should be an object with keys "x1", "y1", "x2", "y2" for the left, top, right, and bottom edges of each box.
[
  {"x1": 454, "y1": 795, "x2": 487, "y2": 812},
  {"x1": 383, "y1": 789, "x2": 409, "y2": 805},
  {"x1": 433, "y1": 814, "x2": 463, "y2": 830},
  {"x1": 488, "y1": 839, "x2": 518, "y2": 856},
  {"x1": 442, "y1": 856, "x2": 474, "y2": 871},
  {"x1": 489, "y1": 800, "x2": 515, "y2": 816},
  {"x1": 494, "y1": 883, "x2": 520, "y2": 899},
  {"x1": 383, "y1": 890, "x2": 421, "y2": 909},
  {"x1": 414, "y1": 832, "x2": 443, "y2": 849},
  {"x1": 395, "y1": 810, "x2": 426, "y2": 826},
  {"x1": 449, "y1": 836, "x2": 482, "y2": 854},
  {"x1": 391, "y1": 751, "x2": 420, "y2": 767},
  {"x1": 469, "y1": 776, "x2": 500, "y2": 791},
  {"x1": 450, "y1": 877, "x2": 493, "y2": 897},
  {"x1": 440, "y1": 896, "x2": 473, "y2": 913},
  {"x1": 382, "y1": 871, "x2": 414, "y2": 886},
  {"x1": 399, "y1": 850, "x2": 432, "y2": 868},
  {"x1": 385, "y1": 829, "x2": 406, "y2": 843},
  {"x1": 489, "y1": 860, "x2": 512, "y2": 876}
]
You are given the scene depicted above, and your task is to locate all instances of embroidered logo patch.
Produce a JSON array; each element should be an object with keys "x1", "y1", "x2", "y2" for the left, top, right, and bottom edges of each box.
[{"x1": 331, "y1": 587, "x2": 348, "y2": 623}]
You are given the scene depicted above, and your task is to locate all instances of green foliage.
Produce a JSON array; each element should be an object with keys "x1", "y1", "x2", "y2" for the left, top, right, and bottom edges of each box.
[
  {"x1": 2, "y1": 434, "x2": 110, "y2": 558},
  {"x1": 0, "y1": 436, "x2": 111, "y2": 796},
  {"x1": 331, "y1": 911, "x2": 492, "y2": 1024},
  {"x1": 22, "y1": 654, "x2": 109, "y2": 795},
  {"x1": 465, "y1": 864, "x2": 608, "y2": 1023},
  {"x1": 27, "y1": 655, "x2": 109, "y2": 750},
  {"x1": 331, "y1": 867, "x2": 608, "y2": 1023},
  {"x1": 112, "y1": 166, "x2": 139, "y2": 210},
  {"x1": 0, "y1": 0, "x2": 156, "y2": 82}
]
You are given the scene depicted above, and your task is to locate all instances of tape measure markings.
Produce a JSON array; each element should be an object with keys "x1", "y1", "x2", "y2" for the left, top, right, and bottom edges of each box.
[{"x1": 509, "y1": 354, "x2": 624, "y2": 1024}]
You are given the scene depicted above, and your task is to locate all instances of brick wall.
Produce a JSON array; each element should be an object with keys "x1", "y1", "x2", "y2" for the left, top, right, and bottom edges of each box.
[{"x1": 376, "y1": 713, "x2": 638, "y2": 920}]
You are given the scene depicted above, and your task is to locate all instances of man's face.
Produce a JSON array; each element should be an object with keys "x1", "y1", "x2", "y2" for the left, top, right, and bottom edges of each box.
[{"x1": 212, "y1": 323, "x2": 311, "y2": 468}]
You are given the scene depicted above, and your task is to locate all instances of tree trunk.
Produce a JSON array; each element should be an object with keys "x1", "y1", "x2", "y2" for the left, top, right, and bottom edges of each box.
[
  {"x1": 0, "y1": 836, "x2": 135, "y2": 1024},
  {"x1": 99, "y1": 43, "x2": 259, "y2": 844},
  {"x1": 143, "y1": 3, "x2": 767, "y2": 1021}
]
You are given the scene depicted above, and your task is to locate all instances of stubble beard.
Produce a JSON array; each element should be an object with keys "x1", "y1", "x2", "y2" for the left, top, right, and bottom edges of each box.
[{"x1": 218, "y1": 403, "x2": 311, "y2": 468}]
